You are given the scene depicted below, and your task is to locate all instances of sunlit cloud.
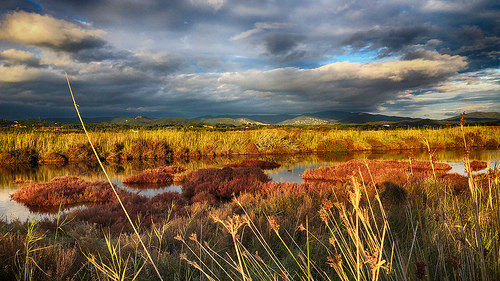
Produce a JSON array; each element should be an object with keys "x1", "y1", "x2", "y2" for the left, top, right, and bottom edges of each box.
[{"x1": 0, "y1": 11, "x2": 106, "y2": 51}]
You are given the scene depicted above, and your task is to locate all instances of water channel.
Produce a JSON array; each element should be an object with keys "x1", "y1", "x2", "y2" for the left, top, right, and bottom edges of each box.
[{"x1": 1, "y1": 149, "x2": 499, "y2": 222}]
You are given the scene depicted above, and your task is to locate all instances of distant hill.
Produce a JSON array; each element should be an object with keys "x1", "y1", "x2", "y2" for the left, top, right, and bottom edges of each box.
[
  {"x1": 5, "y1": 111, "x2": 498, "y2": 128},
  {"x1": 45, "y1": 116, "x2": 200, "y2": 126},
  {"x1": 48, "y1": 117, "x2": 115, "y2": 124},
  {"x1": 201, "y1": 118, "x2": 266, "y2": 126},
  {"x1": 445, "y1": 112, "x2": 500, "y2": 122},
  {"x1": 110, "y1": 116, "x2": 200, "y2": 126},
  {"x1": 277, "y1": 116, "x2": 334, "y2": 125},
  {"x1": 201, "y1": 111, "x2": 418, "y2": 125},
  {"x1": 198, "y1": 114, "x2": 294, "y2": 124},
  {"x1": 339, "y1": 113, "x2": 418, "y2": 124},
  {"x1": 306, "y1": 110, "x2": 354, "y2": 121}
]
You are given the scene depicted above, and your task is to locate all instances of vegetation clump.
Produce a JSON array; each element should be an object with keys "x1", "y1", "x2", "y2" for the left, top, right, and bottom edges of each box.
[
  {"x1": 122, "y1": 166, "x2": 185, "y2": 185},
  {"x1": 0, "y1": 148, "x2": 38, "y2": 166},
  {"x1": 469, "y1": 160, "x2": 487, "y2": 171},
  {"x1": 66, "y1": 143, "x2": 98, "y2": 163},
  {"x1": 129, "y1": 139, "x2": 172, "y2": 160},
  {"x1": 38, "y1": 152, "x2": 67, "y2": 165},
  {"x1": 11, "y1": 176, "x2": 117, "y2": 208},
  {"x1": 302, "y1": 159, "x2": 451, "y2": 185},
  {"x1": 70, "y1": 191, "x2": 187, "y2": 231},
  {"x1": 182, "y1": 167, "x2": 272, "y2": 202}
]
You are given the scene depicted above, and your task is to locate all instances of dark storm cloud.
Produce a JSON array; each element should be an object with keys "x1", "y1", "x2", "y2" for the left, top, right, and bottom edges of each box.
[
  {"x1": 0, "y1": 0, "x2": 42, "y2": 13},
  {"x1": 37, "y1": 0, "x2": 232, "y2": 32},
  {"x1": 263, "y1": 33, "x2": 303, "y2": 55},
  {"x1": 259, "y1": 33, "x2": 306, "y2": 63},
  {"x1": 342, "y1": 26, "x2": 431, "y2": 57},
  {"x1": 337, "y1": 1, "x2": 499, "y2": 70}
]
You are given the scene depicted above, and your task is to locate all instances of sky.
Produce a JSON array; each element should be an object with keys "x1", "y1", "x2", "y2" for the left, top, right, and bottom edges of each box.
[{"x1": 0, "y1": 0, "x2": 498, "y2": 120}]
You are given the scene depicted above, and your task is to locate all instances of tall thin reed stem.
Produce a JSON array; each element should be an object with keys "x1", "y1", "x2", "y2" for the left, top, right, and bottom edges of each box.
[{"x1": 65, "y1": 73, "x2": 164, "y2": 281}]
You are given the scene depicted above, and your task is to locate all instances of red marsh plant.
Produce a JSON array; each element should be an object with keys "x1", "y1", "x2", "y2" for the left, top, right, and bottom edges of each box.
[
  {"x1": 182, "y1": 167, "x2": 272, "y2": 202},
  {"x1": 226, "y1": 159, "x2": 281, "y2": 169},
  {"x1": 68, "y1": 191, "x2": 187, "y2": 232},
  {"x1": 11, "y1": 176, "x2": 117, "y2": 207},
  {"x1": 302, "y1": 159, "x2": 452, "y2": 185},
  {"x1": 122, "y1": 166, "x2": 185, "y2": 185},
  {"x1": 469, "y1": 160, "x2": 487, "y2": 171}
]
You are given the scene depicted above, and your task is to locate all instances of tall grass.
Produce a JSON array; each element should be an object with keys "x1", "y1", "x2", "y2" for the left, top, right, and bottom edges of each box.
[{"x1": 1, "y1": 126, "x2": 499, "y2": 164}]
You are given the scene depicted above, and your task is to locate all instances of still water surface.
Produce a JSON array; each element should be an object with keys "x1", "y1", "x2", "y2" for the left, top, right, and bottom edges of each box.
[{"x1": 1, "y1": 149, "x2": 499, "y2": 222}]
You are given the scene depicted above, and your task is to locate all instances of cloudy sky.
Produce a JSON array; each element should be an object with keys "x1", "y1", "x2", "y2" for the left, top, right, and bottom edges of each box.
[{"x1": 0, "y1": 0, "x2": 498, "y2": 120}]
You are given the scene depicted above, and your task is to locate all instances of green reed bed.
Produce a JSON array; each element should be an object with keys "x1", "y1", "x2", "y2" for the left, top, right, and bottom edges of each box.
[{"x1": 1, "y1": 126, "x2": 499, "y2": 166}]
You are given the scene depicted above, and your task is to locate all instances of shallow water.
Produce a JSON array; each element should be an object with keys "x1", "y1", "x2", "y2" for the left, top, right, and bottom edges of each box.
[{"x1": 1, "y1": 149, "x2": 498, "y2": 222}]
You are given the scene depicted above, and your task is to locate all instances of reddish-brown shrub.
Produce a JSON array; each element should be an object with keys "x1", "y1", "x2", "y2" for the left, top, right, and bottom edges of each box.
[
  {"x1": 485, "y1": 139, "x2": 498, "y2": 148},
  {"x1": 452, "y1": 132, "x2": 485, "y2": 149},
  {"x1": 226, "y1": 159, "x2": 281, "y2": 169},
  {"x1": 38, "y1": 152, "x2": 67, "y2": 164},
  {"x1": 440, "y1": 173, "x2": 469, "y2": 193},
  {"x1": 403, "y1": 136, "x2": 424, "y2": 149},
  {"x1": 11, "y1": 176, "x2": 117, "y2": 207},
  {"x1": 0, "y1": 149, "x2": 38, "y2": 166},
  {"x1": 66, "y1": 143, "x2": 98, "y2": 163},
  {"x1": 182, "y1": 167, "x2": 271, "y2": 201},
  {"x1": 0, "y1": 151, "x2": 16, "y2": 165},
  {"x1": 68, "y1": 191, "x2": 187, "y2": 231},
  {"x1": 106, "y1": 142, "x2": 125, "y2": 162},
  {"x1": 246, "y1": 142, "x2": 259, "y2": 154},
  {"x1": 123, "y1": 166, "x2": 185, "y2": 184},
  {"x1": 302, "y1": 159, "x2": 451, "y2": 185},
  {"x1": 191, "y1": 191, "x2": 217, "y2": 204},
  {"x1": 130, "y1": 139, "x2": 172, "y2": 160},
  {"x1": 366, "y1": 138, "x2": 388, "y2": 151},
  {"x1": 316, "y1": 139, "x2": 351, "y2": 152},
  {"x1": 469, "y1": 160, "x2": 487, "y2": 171}
]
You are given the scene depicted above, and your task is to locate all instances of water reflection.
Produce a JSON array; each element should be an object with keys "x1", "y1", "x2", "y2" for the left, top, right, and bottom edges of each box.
[{"x1": 1, "y1": 149, "x2": 499, "y2": 222}]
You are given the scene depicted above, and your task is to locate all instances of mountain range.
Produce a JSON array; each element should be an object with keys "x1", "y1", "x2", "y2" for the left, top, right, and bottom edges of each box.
[{"x1": 4, "y1": 111, "x2": 500, "y2": 127}]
